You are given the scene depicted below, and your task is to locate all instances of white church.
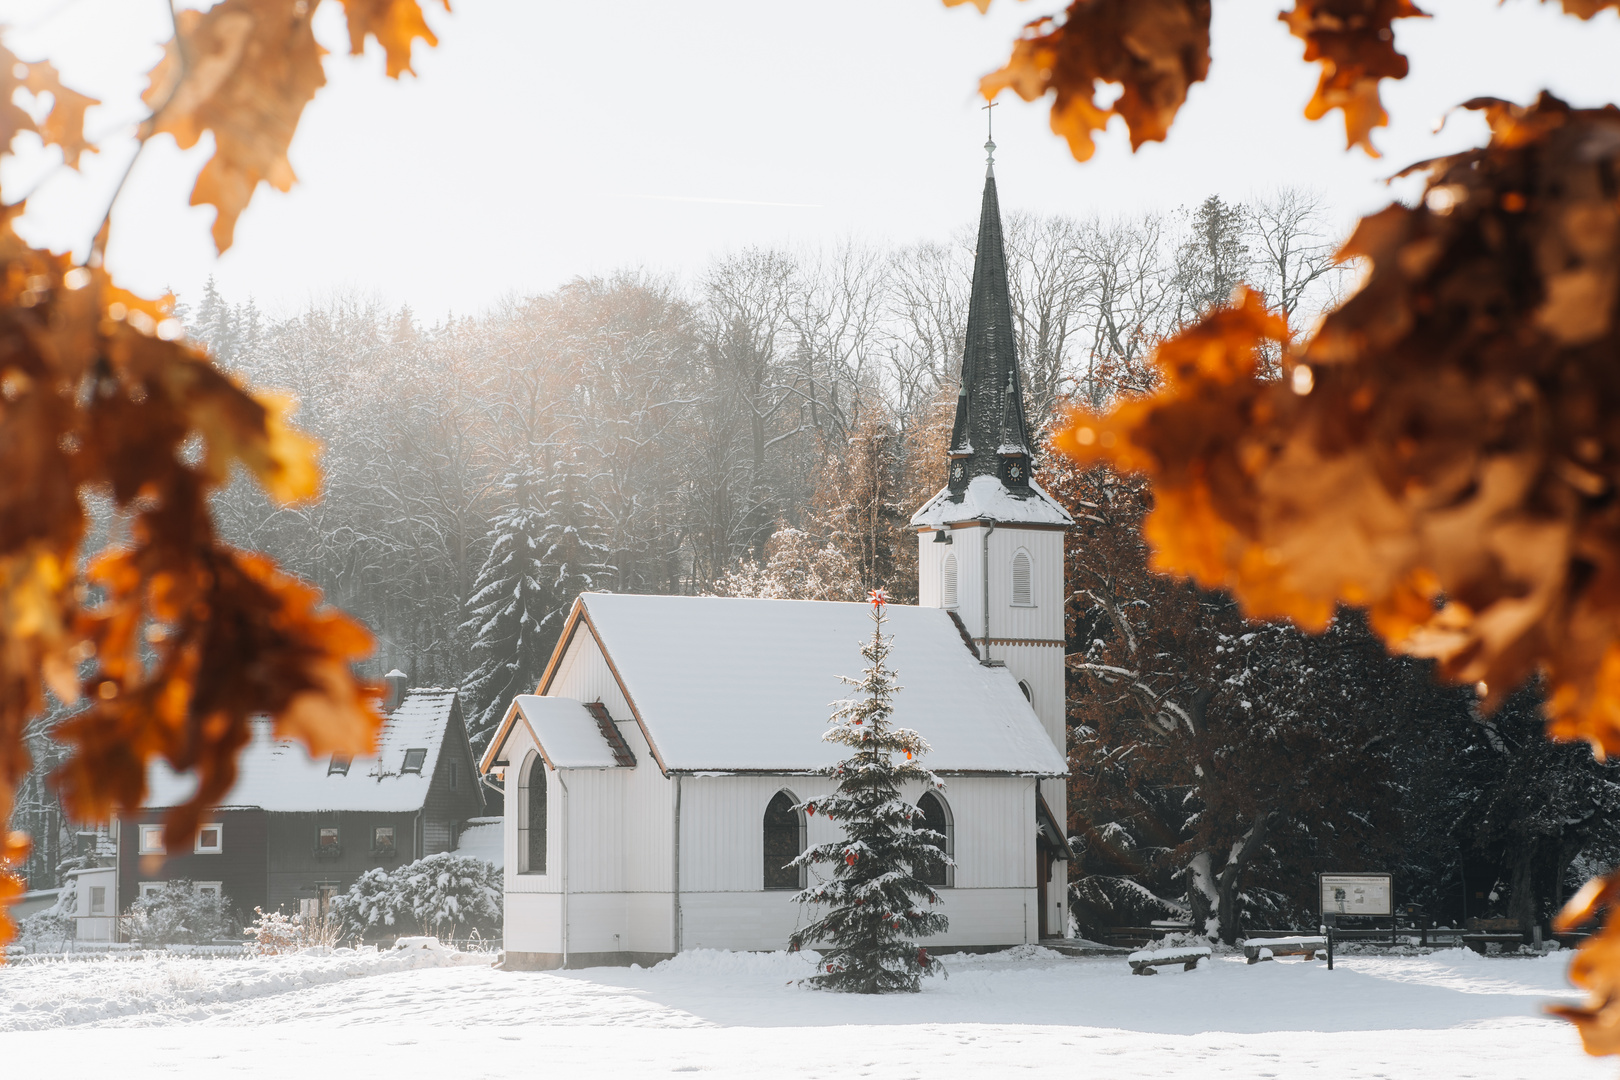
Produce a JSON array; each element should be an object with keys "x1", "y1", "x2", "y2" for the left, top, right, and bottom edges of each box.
[{"x1": 478, "y1": 146, "x2": 1076, "y2": 970}]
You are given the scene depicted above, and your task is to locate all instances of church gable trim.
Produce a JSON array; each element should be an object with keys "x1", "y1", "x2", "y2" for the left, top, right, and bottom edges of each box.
[
  {"x1": 541, "y1": 599, "x2": 672, "y2": 778},
  {"x1": 478, "y1": 598, "x2": 673, "y2": 779}
]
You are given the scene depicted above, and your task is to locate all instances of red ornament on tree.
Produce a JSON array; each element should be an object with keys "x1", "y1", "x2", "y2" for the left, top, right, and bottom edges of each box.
[{"x1": 917, "y1": 948, "x2": 929, "y2": 967}]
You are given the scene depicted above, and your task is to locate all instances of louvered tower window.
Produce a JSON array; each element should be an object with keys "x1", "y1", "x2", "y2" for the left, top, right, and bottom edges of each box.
[
  {"x1": 942, "y1": 553, "x2": 959, "y2": 609},
  {"x1": 1011, "y1": 549, "x2": 1033, "y2": 606}
]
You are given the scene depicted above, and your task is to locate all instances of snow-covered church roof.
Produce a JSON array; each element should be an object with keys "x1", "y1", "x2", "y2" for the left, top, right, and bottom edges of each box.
[
  {"x1": 489, "y1": 594, "x2": 1066, "y2": 777},
  {"x1": 909, "y1": 475, "x2": 1073, "y2": 530},
  {"x1": 143, "y1": 687, "x2": 465, "y2": 812}
]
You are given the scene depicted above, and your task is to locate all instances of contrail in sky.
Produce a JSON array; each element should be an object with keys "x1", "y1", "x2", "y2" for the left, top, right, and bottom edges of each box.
[{"x1": 621, "y1": 194, "x2": 822, "y2": 209}]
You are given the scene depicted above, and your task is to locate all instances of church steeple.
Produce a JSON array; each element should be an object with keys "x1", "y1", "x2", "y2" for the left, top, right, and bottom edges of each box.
[{"x1": 946, "y1": 142, "x2": 1033, "y2": 495}]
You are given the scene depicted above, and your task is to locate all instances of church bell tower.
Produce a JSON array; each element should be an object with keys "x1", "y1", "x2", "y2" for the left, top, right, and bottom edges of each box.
[{"x1": 910, "y1": 133, "x2": 1074, "y2": 940}]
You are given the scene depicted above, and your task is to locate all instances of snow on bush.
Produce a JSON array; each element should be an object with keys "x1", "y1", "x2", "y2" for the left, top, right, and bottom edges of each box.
[
  {"x1": 245, "y1": 907, "x2": 342, "y2": 954},
  {"x1": 331, "y1": 854, "x2": 501, "y2": 940},
  {"x1": 123, "y1": 881, "x2": 236, "y2": 946}
]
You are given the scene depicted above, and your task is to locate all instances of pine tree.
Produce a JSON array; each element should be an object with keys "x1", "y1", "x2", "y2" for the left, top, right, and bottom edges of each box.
[
  {"x1": 534, "y1": 455, "x2": 608, "y2": 644},
  {"x1": 461, "y1": 466, "x2": 553, "y2": 750},
  {"x1": 789, "y1": 590, "x2": 949, "y2": 993}
]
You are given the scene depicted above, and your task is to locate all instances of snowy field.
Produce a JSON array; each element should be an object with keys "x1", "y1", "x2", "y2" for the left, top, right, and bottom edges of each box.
[{"x1": 0, "y1": 944, "x2": 1607, "y2": 1079}]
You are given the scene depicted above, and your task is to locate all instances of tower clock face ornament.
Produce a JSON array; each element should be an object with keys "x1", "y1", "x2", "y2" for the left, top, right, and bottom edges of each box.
[
  {"x1": 1008, "y1": 461, "x2": 1023, "y2": 480},
  {"x1": 951, "y1": 462, "x2": 964, "y2": 482}
]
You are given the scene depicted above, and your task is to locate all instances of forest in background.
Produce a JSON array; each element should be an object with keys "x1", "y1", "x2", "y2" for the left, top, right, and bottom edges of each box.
[{"x1": 13, "y1": 189, "x2": 1619, "y2": 943}]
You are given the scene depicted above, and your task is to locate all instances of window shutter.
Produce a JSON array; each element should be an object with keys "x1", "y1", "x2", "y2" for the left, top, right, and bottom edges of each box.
[
  {"x1": 1012, "y1": 550, "x2": 1033, "y2": 606},
  {"x1": 942, "y1": 553, "x2": 959, "y2": 609}
]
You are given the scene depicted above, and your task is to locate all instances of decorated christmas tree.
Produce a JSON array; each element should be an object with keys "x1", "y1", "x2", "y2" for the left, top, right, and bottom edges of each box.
[{"x1": 789, "y1": 589, "x2": 950, "y2": 992}]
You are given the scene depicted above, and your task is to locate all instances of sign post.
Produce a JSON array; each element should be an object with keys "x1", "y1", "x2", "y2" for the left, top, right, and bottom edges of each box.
[{"x1": 1318, "y1": 872, "x2": 1393, "y2": 970}]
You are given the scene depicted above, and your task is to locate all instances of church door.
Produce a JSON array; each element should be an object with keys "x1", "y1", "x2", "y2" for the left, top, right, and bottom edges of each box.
[{"x1": 1037, "y1": 849, "x2": 1052, "y2": 938}]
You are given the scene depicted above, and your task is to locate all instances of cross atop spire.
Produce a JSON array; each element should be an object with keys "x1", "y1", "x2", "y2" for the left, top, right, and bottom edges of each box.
[
  {"x1": 983, "y1": 100, "x2": 997, "y2": 176},
  {"x1": 943, "y1": 137, "x2": 1033, "y2": 497}
]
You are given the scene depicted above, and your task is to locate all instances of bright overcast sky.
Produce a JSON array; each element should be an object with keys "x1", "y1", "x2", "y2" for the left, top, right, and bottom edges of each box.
[{"x1": 1, "y1": 0, "x2": 1617, "y2": 321}]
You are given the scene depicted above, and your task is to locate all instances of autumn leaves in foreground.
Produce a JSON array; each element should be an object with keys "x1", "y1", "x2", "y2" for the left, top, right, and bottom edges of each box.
[
  {"x1": 0, "y1": 0, "x2": 452, "y2": 947},
  {"x1": 6, "y1": 0, "x2": 1620, "y2": 1060}
]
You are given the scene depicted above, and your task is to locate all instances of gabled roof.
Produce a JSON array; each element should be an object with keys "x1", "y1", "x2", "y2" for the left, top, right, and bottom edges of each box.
[
  {"x1": 492, "y1": 695, "x2": 635, "y2": 770},
  {"x1": 143, "y1": 688, "x2": 464, "y2": 812},
  {"x1": 496, "y1": 594, "x2": 1066, "y2": 777}
]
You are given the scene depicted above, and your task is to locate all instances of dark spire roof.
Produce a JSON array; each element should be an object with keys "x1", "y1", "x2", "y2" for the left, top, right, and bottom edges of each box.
[{"x1": 945, "y1": 162, "x2": 1033, "y2": 494}]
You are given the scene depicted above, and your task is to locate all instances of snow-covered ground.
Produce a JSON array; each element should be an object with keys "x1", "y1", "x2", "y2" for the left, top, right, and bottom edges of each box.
[{"x1": 0, "y1": 944, "x2": 1605, "y2": 1078}]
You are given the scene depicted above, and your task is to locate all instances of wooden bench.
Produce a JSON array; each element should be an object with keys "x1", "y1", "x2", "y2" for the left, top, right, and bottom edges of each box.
[
  {"x1": 1242, "y1": 936, "x2": 1326, "y2": 964},
  {"x1": 1462, "y1": 917, "x2": 1525, "y2": 955},
  {"x1": 1127, "y1": 945, "x2": 1211, "y2": 975}
]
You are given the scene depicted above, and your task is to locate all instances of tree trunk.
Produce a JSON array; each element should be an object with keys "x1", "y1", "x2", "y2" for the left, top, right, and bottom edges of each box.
[
  {"x1": 1187, "y1": 851, "x2": 1217, "y2": 939},
  {"x1": 1508, "y1": 843, "x2": 1536, "y2": 939}
]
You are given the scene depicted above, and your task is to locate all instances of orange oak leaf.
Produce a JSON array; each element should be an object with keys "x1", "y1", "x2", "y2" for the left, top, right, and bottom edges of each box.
[
  {"x1": 1056, "y1": 92, "x2": 1620, "y2": 751},
  {"x1": 0, "y1": 47, "x2": 99, "y2": 168},
  {"x1": 22, "y1": 61, "x2": 99, "y2": 169},
  {"x1": 1554, "y1": 0, "x2": 1620, "y2": 16},
  {"x1": 1279, "y1": 0, "x2": 1428, "y2": 156},
  {"x1": 0, "y1": 206, "x2": 380, "y2": 949},
  {"x1": 981, "y1": 0, "x2": 1210, "y2": 162},
  {"x1": 142, "y1": 0, "x2": 327, "y2": 253},
  {"x1": 1552, "y1": 872, "x2": 1620, "y2": 1055},
  {"x1": 336, "y1": 0, "x2": 448, "y2": 79}
]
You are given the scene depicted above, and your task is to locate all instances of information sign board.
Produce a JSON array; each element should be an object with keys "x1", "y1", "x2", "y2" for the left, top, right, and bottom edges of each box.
[{"x1": 1319, "y1": 873, "x2": 1393, "y2": 917}]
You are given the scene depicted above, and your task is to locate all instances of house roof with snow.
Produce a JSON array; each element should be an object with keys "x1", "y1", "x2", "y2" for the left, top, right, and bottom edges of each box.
[
  {"x1": 480, "y1": 593, "x2": 1067, "y2": 778},
  {"x1": 144, "y1": 687, "x2": 467, "y2": 812}
]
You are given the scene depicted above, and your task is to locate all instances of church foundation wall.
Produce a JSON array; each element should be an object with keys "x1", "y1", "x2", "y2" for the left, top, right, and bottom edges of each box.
[{"x1": 500, "y1": 949, "x2": 674, "y2": 971}]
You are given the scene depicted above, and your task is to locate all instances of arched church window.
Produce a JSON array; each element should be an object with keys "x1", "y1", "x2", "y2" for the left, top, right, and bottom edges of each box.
[
  {"x1": 942, "y1": 553, "x2": 959, "y2": 609},
  {"x1": 1018, "y1": 680, "x2": 1033, "y2": 704},
  {"x1": 1011, "y1": 549, "x2": 1033, "y2": 607},
  {"x1": 763, "y1": 791, "x2": 805, "y2": 890},
  {"x1": 917, "y1": 791, "x2": 953, "y2": 888},
  {"x1": 518, "y1": 752, "x2": 547, "y2": 875}
]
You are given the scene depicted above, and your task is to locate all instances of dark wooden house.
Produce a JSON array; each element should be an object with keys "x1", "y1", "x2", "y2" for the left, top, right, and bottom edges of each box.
[{"x1": 118, "y1": 681, "x2": 485, "y2": 920}]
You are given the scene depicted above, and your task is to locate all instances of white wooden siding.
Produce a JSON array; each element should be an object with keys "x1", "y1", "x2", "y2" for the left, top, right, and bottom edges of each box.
[{"x1": 500, "y1": 604, "x2": 1056, "y2": 956}]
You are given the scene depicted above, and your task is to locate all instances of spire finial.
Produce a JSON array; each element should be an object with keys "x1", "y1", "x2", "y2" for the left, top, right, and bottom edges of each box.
[{"x1": 982, "y1": 99, "x2": 997, "y2": 175}]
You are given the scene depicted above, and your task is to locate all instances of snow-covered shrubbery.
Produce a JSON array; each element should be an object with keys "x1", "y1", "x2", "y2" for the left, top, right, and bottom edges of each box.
[
  {"x1": 244, "y1": 907, "x2": 342, "y2": 954},
  {"x1": 123, "y1": 881, "x2": 236, "y2": 946},
  {"x1": 16, "y1": 909, "x2": 75, "y2": 949},
  {"x1": 331, "y1": 854, "x2": 501, "y2": 941}
]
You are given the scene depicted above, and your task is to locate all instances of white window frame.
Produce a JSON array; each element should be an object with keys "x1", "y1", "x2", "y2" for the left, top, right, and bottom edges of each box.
[
  {"x1": 137, "y1": 881, "x2": 166, "y2": 900},
  {"x1": 194, "y1": 823, "x2": 224, "y2": 854},
  {"x1": 194, "y1": 881, "x2": 223, "y2": 899},
  {"x1": 88, "y1": 885, "x2": 107, "y2": 914},
  {"x1": 138, "y1": 825, "x2": 165, "y2": 854}
]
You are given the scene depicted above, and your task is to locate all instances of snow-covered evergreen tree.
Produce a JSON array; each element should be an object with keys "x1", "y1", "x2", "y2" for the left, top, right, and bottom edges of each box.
[
  {"x1": 789, "y1": 590, "x2": 949, "y2": 993},
  {"x1": 462, "y1": 456, "x2": 607, "y2": 750},
  {"x1": 462, "y1": 465, "x2": 553, "y2": 748},
  {"x1": 533, "y1": 455, "x2": 608, "y2": 645}
]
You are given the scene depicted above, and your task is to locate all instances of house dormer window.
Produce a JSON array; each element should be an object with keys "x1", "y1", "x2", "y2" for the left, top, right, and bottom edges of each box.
[
  {"x1": 328, "y1": 755, "x2": 351, "y2": 776},
  {"x1": 402, "y1": 748, "x2": 427, "y2": 773}
]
